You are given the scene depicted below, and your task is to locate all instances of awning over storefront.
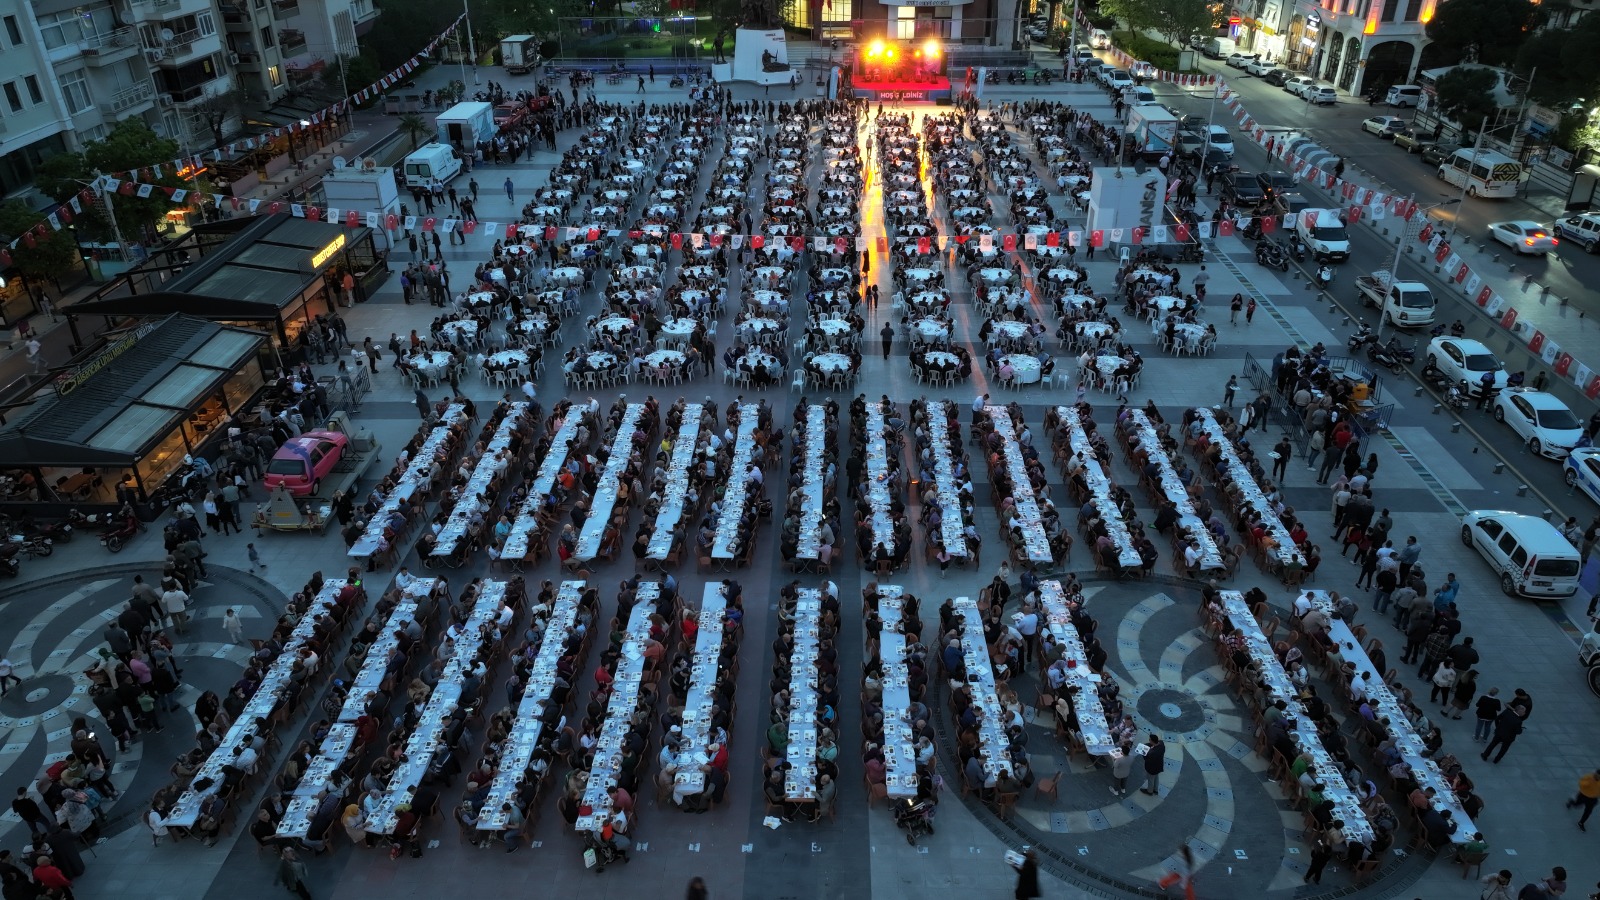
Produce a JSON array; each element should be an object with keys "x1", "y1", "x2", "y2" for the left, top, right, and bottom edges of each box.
[{"x1": 0, "y1": 314, "x2": 265, "y2": 468}]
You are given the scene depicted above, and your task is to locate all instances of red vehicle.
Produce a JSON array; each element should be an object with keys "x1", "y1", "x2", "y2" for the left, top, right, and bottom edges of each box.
[
  {"x1": 263, "y1": 430, "x2": 349, "y2": 497},
  {"x1": 493, "y1": 101, "x2": 528, "y2": 129}
]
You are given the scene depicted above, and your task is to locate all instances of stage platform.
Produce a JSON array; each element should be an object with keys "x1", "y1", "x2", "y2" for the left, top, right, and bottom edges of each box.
[{"x1": 850, "y1": 76, "x2": 952, "y2": 102}]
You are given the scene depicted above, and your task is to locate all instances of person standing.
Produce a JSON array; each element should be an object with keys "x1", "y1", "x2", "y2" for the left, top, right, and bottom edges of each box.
[
  {"x1": 25, "y1": 337, "x2": 42, "y2": 373},
  {"x1": 1139, "y1": 734, "x2": 1166, "y2": 796},
  {"x1": 12, "y1": 788, "x2": 51, "y2": 834},
  {"x1": 1222, "y1": 375, "x2": 1237, "y2": 407},
  {"x1": 275, "y1": 847, "x2": 312, "y2": 900},
  {"x1": 1245, "y1": 297, "x2": 1257, "y2": 324},
  {"x1": 1473, "y1": 687, "x2": 1502, "y2": 742},
  {"x1": 1567, "y1": 770, "x2": 1600, "y2": 831},
  {"x1": 1271, "y1": 437, "x2": 1291, "y2": 482},
  {"x1": 686, "y1": 877, "x2": 709, "y2": 900},
  {"x1": 1481, "y1": 703, "x2": 1526, "y2": 764},
  {"x1": 504, "y1": 177, "x2": 515, "y2": 201},
  {"x1": 1013, "y1": 847, "x2": 1040, "y2": 900},
  {"x1": 0, "y1": 659, "x2": 20, "y2": 697},
  {"x1": 222, "y1": 608, "x2": 243, "y2": 644},
  {"x1": 1229, "y1": 294, "x2": 1243, "y2": 324},
  {"x1": 415, "y1": 388, "x2": 432, "y2": 420},
  {"x1": 880, "y1": 322, "x2": 894, "y2": 361}
]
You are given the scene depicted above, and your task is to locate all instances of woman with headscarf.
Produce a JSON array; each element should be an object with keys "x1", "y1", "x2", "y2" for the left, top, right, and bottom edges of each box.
[{"x1": 340, "y1": 805, "x2": 366, "y2": 846}]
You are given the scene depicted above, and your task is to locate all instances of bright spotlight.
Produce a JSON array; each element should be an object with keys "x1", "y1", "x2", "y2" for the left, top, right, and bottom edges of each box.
[
  {"x1": 923, "y1": 39, "x2": 940, "y2": 57},
  {"x1": 885, "y1": 48, "x2": 896, "y2": 59},
  {"x1": 867, "y1": 39, "x2": 884, "y2": 57}
]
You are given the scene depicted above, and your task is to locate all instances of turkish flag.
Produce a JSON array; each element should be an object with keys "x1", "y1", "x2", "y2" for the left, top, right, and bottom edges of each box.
[
  {"x1": 1046, "y1": 231, "x2": 1059, "y2": 247},
  {"x1": 1175, "y1": 223, "x2": 1190, "y2": 242},
  {"x1": 118, "y1": 181, "x2": 135, "y2": 196},
  {"x1": 1556, "y1": 353, "x2": 1574, "y2": 377},
  {"x1": 1002, "y1": 233, "x2": 1016, "y2": 253},
  {"x1": 835, "y1": 236, "x2": 848, "y2": 254},
  {"x1": 462, "y1": 220, "x2": 476, "y2": 234},
  {"x1": 1456, "y1": 264, "x2": 1470, "y2": 284},
  {"x1": 629, "y1": 230, "x2": 642, "y2": 239},
  {"x1": 1477, "y1": 286, "x2": 1493, "y2": 306},
  {"x1": 1529, "y1": 330, "x2": 1546, "y2": 353},
  {"x1": 305, "y1": 206, "x2": 321, "y2": 222},
  {"x1": 710, "y1": 233, "x2": 722, "y2": 248},
  {"x1": 1500, "y1": 307, "x2": 1518, "y2": 329},
  {"x1": 0, "y1": 250, "x2": 9, "y2": 267},
  {"x1": 1218, "y1": 219, "x2": 1235, "y2": 237},
  {"x1": 507, "y1": 224, "x2": 519, "y2": 239},
  {"x1": 1588, "y1": 376, "x2": 1600, "y2": 401},
  {"x1": 1131, "y1": 227, "x2": 1144, "y2": 245},
  {"x1": 790, "y1": 236, "x2": 804, "y2": 252},
  {"x1": 422, "y1": 217, "x2": 436, "y2": 232},
  {"x1": 752, "y1": 234, "x2": 765, "y2": 249},
  {"x1": 917, "y1": 236, "x2": 931, "y2": 254},
  {"x1": 1260, "y1": 216, "x2": 1276, "y2": 234},
  {"x1": 22, "y1": 233, "x2": 35, "y2": 249},
  {"x1": 1348, "y1": 206, "x2": 1363, "y2": 222},
  {"x1": 954, "y1": 235, "x2": 969, "y2": 245},
  {"x1": 671, "y1": 232, "x2": 683, "y2": 250},
  {"x1": 1090, "y1": 230, "x2": 1104, "y2": 248},
  {"x1": 386, "y1": 213, "x2": 398, "y2": 231},
  {"x1": 588, "y1": 228, "x2": 600, "y2": 242},
  {"x1": 545, "y1": 226, "x2": 557, "y2": 241},
  {"x1": 346, "y1": 210, "x2": 360, "y2": 228},
  {"x1": 1419, "y1": 224, "x2": 1434, "y2": 242},
  {"x1": 57, "y1": 207, "x2": 72, "y2": 225},
  {"x1": 1435, "y1": 242, "x2": 1451, "y2": 263}
]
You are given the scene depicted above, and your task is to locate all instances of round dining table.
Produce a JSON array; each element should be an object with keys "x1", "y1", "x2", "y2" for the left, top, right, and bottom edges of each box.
[
  {"x1": 440, "y1": 320, "x2": 478, "y2": 345},
  {"x1": 593, "y1": 316, "x2": 637, "y2": 340},
  {"x1": 977, "y1": 268, "x2": 1015, "y2": 285},
  {"x1": 463, "y1": 291, "x2": 496, "y2": 311},
  {"x1": 565, "y1": 351, "x2": 619, "y2": 373},
  {"x1": 512, "y1": 314, "x2": 556, "y2": 339},
  {"x1": 1093, "y1": 355, "x2": 1130, "y2": 381},
  {"x1": 910, "y1": 318, "x2": 951, "y2": 344},
  {"x1": 811, "y1": 352, "x2": 854, "y2": 375},
  {"x1": 658, "y1": 317, "x2": 700, "y2": 344},
  {"x1": 407, "y1": 351, "x2": 454, "y2": 379},
  {"x1": 644, "y1": 349, "x2": 688, "y2": 369},
  {"x1": 987, "y1": 321, "x2": 1031, "y2": 345},
  {"x1": 813, "y1": 318, "x2": 857, "y2": 346},
  {"x1": 486, "y1": 349, "x2": 532, "y2": 370},
  {"x1": 1001, "y1": 355, "x2": 1043, "y2": 384},
  {"x1": 902, "y1": 268, "x2": 939, "y2": 286},
  {"x1": 549, "y1": 267, "x2": 585, "y2": 287}
]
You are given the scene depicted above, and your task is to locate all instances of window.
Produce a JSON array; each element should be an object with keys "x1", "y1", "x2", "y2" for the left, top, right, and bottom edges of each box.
[
  {"x1": 267, "y1": 65, "x2": 282, "y2": 86},
  {"x1": 1404, "y1": 0, "x2": 1423, "y2": 19},
  {"x1": 1477, "y1": 519, "x2": 1503, "y2": 540},
  {"x1": 198, "y1": 12, "x2": 216, "y2": 36},
  {"x1": 24, "y1": 76, "x2": 42, "y2": 105},
  {"x1": 2, "y1": 82, "x2": 21, "y2": 114},
  {"x1": 4, "y1": 15, "x2": 22, "y2": 46},
  {"x1": 1497, "y1": 531, "x2": 1518, "y2": 555},
  {"x1": 1382, "y1": 0, "x2": 1400, "y2": 19},
  {"x1": 896, "y1": 5, "x2": 916, "y2": 40},
  {"x1": 60, "y1": 70, "x2": 92, "y2": 114},
  {"x1": 261, "y1": 26, "x2": 275, "y2": 48}
]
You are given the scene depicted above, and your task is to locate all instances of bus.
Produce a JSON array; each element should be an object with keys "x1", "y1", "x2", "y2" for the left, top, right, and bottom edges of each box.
[{"x1": 1436, "y1": 147, "x2": 1522, "y2": 199}]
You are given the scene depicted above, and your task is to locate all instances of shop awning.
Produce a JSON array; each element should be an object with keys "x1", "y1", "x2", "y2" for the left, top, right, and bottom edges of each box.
[{"x1": 0, "y1": 314, "x2": 264, "y2": 468}]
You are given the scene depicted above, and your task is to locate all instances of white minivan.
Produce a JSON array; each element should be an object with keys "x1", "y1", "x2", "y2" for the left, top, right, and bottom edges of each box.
[
  {"x1": 1385, "y1": 84, "x2": 1423, "y2": 108},
  {"x1": 1460, "y1": 510, "x2": 1582, "y2": 598}
]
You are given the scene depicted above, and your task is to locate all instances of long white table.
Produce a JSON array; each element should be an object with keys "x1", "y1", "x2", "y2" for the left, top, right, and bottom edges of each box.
[
  {"x1": 575, "y1": 582, "x2": 660, "y2": 832},
  {"x1": 433, "y1": 403, "x2": 529, "y2": 558},
  {"x1": 276, "y1": 578, "x2": 442, "y2": 839},
  {"x1": 1218, "y1": 591, "x2": 1374, "y2": 843},
  {"x1": 575, "y1": 404, "x2": 646, "y2": 560},
  {"x1": 983, "y1": 406, "x2": 1052, "y2": 564},
  {"x1": 795, "y1": 405, "x2": 829, "y2": 560},
  {"x1": 862, "y1": 403, "x2": 899, "y2": 558},
  {"x1": 926, "y1": 401, "x2": 969, "y2": 558},
  {"x1": 952, "y1": 595, "x2": 1012, "y2": 779},
  {"x1": 480, "y1": 580, "x2": 586, "y2": 830},
  {"x1": 671, "y1": 584, "x2": 730, "y2": 796},
  {"x1": 336, "y1": 593, "x2": 423, "y2": 723},
  {"x1": 1037, "y1": 580, "x2": 1119, "y2": 758},
  {"x1": 350, "y1": 405, "x2": 467, "y2": 558},
  {"x1": 165, "y1": 578, "x2": 349, "y2": 827},
  {"x1": 875, "y1": 585, "x2": 921, "y2": 800},
  {"x1": 502, "y1": 414, "x2": 583, "y2": 560},
  {"x1": 368, "y1": 581, "x2": 508, "y2": 834},
  {"x1": 1195, "y1": 408, "x2": 1297, "y2": 568},
  {"x1": 1054, "y1": 406, "x2": 1141, "y2": 568},
  {"x1": 783, "y1": 584, "x2": 829, "y2": 800},
  {"x1": 1127, "y1": 410, "x2": 1224, "y2": 572},
  {"x1": 711, "y1": 404, "x2": 760, "y2": 560},
  {"x1": 647, "y1": 403, "x2": 703, "y2": 560}
]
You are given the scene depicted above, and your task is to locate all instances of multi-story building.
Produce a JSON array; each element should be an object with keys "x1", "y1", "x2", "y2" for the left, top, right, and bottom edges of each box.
[
  {"x1": 273, "y1": 0, "x2": 369, "y2": 93},
  {"x1": 0, "y1": 0, "x2": 75, "y2": 198},
  {"x1": 220, "y1": 0, "x2": 289, "y2": 103},
  {"x1": 1229, "y1": 0, "x2": 1296, "y2": 64},
  {"x1": 1277, "y1": 0, "x2": 1435, "y2": 96},
  {"x1": 779, "y1": 0, "x2": 1022, "y2": 46}
]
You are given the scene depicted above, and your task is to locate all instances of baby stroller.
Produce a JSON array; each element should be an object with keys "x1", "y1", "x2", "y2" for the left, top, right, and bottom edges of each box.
[{"x1": 893, "y1": 797, "x2": 937, "y2": 845}]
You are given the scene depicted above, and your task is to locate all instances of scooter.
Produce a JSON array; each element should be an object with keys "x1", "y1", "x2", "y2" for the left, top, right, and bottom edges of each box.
[
  {"x1": 100, "y1": 516, "x2": 141, "y2": 554},
  {"x1": 0, "y1": 542, "x2": 18, "y2": 578},
  {"x1": 1385, "y1": 337, "x2": 1416, "y2": 365},
  {"x1": 1315, "y1": 265, "x2": 1334, "y2": 289},
  {"x1": 1254, "y1": 241, "x2": 1289, "y2": 271},
  {"x1": 1348, "y1": 326, "x2": 1376, "y2": 353},
  {"x1": 1367, "y1": 343, "x2": 1404, "y2": 374},
  {"x1": 1287, "y1": 234, "x2": 1308, "y2": 262},
  {"x1": 1446, "y1": 381, "x2": 1470, "y2": 410}
]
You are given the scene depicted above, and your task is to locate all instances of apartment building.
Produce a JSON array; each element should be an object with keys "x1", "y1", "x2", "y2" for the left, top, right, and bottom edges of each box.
[{"x1": 0, "y1": 0, "x2": 74, "y2": 198}]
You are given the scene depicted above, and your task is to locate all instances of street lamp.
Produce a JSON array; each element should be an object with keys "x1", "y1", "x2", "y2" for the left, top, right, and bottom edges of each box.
[{"x1": 1373, "y1": 194, "x2": 1457, "y2": 338}]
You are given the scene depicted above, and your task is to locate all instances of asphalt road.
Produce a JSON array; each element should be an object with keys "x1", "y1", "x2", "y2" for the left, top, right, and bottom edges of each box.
[
  {"x1": 1075, "y1": 54, "x2": 1599, "y2": 526},
  {"x1": 1148, "y1": 56, "x2": 1600, "y2": 317}
]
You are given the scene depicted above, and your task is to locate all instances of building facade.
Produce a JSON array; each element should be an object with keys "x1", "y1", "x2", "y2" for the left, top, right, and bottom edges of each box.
[
  {"x1": 779, "y1": 0, "x2": 1023, "y2": 46},
  {"x1": 1272, "y1": 0, "x2": 1434, "y2": 96}
]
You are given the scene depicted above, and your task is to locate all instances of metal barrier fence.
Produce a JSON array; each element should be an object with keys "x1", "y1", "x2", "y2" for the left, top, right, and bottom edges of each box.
[{"x1": 1241, "y1": 351, "x2": 1393, "y2": 454}]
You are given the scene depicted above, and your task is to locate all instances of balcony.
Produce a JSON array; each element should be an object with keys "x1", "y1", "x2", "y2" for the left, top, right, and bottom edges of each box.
[
  {"x1": 272, "y1": 0, "x2": 300, "y2": 19},
  {"x1": 127, "y1": 0, "x2": 182, "y2": 22},
  {"x1": 101, "y1": 82, "x2": 157, "y2": 116},
  {"x1": 222, "y1": 4, "x2": 254, "y2": 26},
  {"x1": 278, "y1": 28, "x2": 306, "y2": 55},
  {"x1": 81, "y1": 26, "x2": 140, "y2": 65}
]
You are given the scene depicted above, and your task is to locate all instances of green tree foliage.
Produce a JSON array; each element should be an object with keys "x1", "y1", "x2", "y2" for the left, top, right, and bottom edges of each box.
[
  {"x1": 0, "y1": 201, "x2": 80, "y2": 287},
  {"x1": 1433, "y1": 67, "x2": 1502, "y2": 133},
  {"x1": 32, "y1": 121, "x2": 195, "y2": 243},
  {"x1": 360, "y1": 5, "x2": 457, "y2": 70},
  {"x1": 1514, "y1": 15, "x2": 1600, "y2": 106},
  {"x1": 1101, "y1": 0, "x2": 1214, "y2": 50},
  {"x1": 1424, "y1": 0, "x2": 1543, "y2": 66},
  {"x1": 398, "y1": 113, "x2": 432, "y2": 151}
]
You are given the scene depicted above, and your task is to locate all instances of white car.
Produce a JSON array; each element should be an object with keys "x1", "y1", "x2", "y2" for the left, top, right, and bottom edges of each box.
[
  {"x1": 1487, "y1": 220, "x2": 1559, "y2": 255},
  {"x1": 1129, "y1": 61, "x2": 1157, "y2": 79},
  {"x1": 1361, "y1": 115, "x2": 1406, "y2": 137},
  {"x1": 1565, "y1": 448, "x2": 1600, "y2": 505},
  {"x1": 1225, "y1": 53, "x2": 1259, "y2": 69},
  {"x1": 1493, "y1": 389, "x2": 1585, "y2": 458},
  {"x1": 1104, "y1": 69, "x2": 1134, "y2": 91},
  {"x1": 1553, "y1": 213, "x2": 1600, "y2": 253},
  {"x1": 1284, "y1": 76, "x2": 1316, "y2": 97},
  {"x1": 1426, "y1": 336, "x2": 1508, "y2": 396},
  {"x1": 1304, "y1": 86, "x2": 1338, "y2": 106},
  {"x1": 1246, "y1": 58, "x2": 1276, "y2": 76},
  {"x1": 1204, "y1": 125, "x2": 1233, "y2": 157}
]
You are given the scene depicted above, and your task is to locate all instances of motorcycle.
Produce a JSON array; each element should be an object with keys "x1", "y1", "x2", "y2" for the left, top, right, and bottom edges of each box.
[
  {"x1": 12, "y1": 535, "x2": 51, "y2": 558},
  {"x1": 1347, "y1": 326, "x2": 1376, "y2": 353},
  {"x1": 1385, "y1": 337, "x2": 1416, "y2": 365},
  {"x1": 668, "y1": 76, "x2": 685, "y2": 88},
  {"x1": 1254, "y1": 241, "x2": 1289, "y2": 271},
  {"x1": 1446, "y1": 381, "x2": 1470, "y2": 410},
  {"x1": 1315, "y1": 265, "x2": 1334, "y2": 289},
  {"x1": 1421, "y1": 363, "x2": 1452, "y2": 388},
  {"x1": 100, "y1": 515, "x2": 141, "y2": 554},
  {"x1": 28, "y1": 519, "x2": 73, "y2": 544},
  {"x1": 0, "y1": 543, "x2": 17, "y2": 579},
  {"x1": 1287, "y1": 234, "x2": 1308, "y2": 262},
  {"x1": 1367, "y1": 343, "x2": 1404, "y2": 374}
]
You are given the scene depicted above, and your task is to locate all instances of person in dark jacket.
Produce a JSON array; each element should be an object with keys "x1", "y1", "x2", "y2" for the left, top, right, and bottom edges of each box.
[
  {"x1": 1481, "y1": 704, "x2": 1526, "y2": 764},
  {"x1": 1014, "y1": 848, "x2": 1041, "y2": 899}
]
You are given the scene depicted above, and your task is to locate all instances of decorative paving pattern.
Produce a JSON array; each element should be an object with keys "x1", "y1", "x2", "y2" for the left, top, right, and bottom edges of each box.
[{"x1": 940, "y1": 577, "x2": 1431, "y2": 899}]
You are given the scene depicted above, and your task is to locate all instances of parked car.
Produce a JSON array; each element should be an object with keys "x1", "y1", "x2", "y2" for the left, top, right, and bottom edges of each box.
[
  {"x1": 1104, "y1": 69, "x2": 1134, "y2": 91},
  {"x1": 1360, "y1": 115, "x2": 1407, "y2": 137},
  {"x1": 1225, "y1": 53, "x2": 1259, "y2": 69},
  {"x1": 1420, "y1": 143, "x2": 1460, "y2": 166},
  {"x1": 1565, "y1": 448, "x2": 1600, "y2": 505},
  {"x1": 1487, "y1": 221, "x2": 1559, "y2": 255},
  {"x1": 1492, "y1": 389, "x2": 1584, "y2": 458},
  {"x1": 1255, "y1": 171, "x2": 1297, "y2": 201},
  {"x1": 1304, "y1": 86, "x2": 1338, "y2": 106},
  {"x1": 1426, "y1": 336, "x2": 1508, "y2": 396},
  {"x1": 1284, "y1": 75, "x2": 1316, "y2": 96},
  {"x1": 1262, "y1": 68, "x2": 1292, "y2": 86},
  {"x1": 1130, "y1": 61, "x2": 1157, "y2": 79},
  {"x1": 263, "y1": 431, "x2": 351, "y2": 497},
  {"x1": 1553, "y1": 212, "x2": 1600, "y2": 253},
  {"x1": 1246, "y1": 58, "x2": 1276, "y2": 76},
  {"x1": 1392, "y1": 129, "x2": 1427, "y2": 152},
  {"x1": 1204, "y1": 124, "x2": 1234, "y2": 157},
  {"x1": 1222, "y1": 171, "x2": 1265, "y2": 204},
  {"x1": 1175, "y1": 130, "x2": 1206, "y2": 160}
]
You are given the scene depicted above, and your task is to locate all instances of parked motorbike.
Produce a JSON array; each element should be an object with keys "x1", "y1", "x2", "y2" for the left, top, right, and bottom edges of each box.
[
  {"x1": 13, "y1": 535, "x2": 51, "y2": 558},
  {"x1": 1287, "y1": 234, "x2": 1308, "y2": 262},
  {"x1": 1386, "y1": 337, "x2": 1416, "y2": 365},
  {"x1": 1254, "y1": 241, "x2": 1289, "y2": 271},
  {"x1": 0, "y1": 543, "x2": 18, "y2": 579},
  {"x1": 29, "y1": 519, "x2": 73, "y2": 544},
  {"x1": 668, "y1": 75, "x2": 685, "y2": 88},
  {"x1": 1348, "y1": 325, "x2": 1376, "y2": 353},
  {"x1": 1178, "y1": 243, "x2": 1205, "y2": 263},
  {"x1": 1367, "y1": 343, "x2": 1404, "y2": 374},
  {"x1": 100, "y1": 515, "x2": 141, "y2": 554},
  {"x1": 1446, "y1": 381, "x2": 1471, "y2": 410},
  {"x1": 1315, "y1": 265, "x2": 1334, "y2": 289},
  {"x1": 1421, "y1": 363, "x2": 1452, "y2": 388}
]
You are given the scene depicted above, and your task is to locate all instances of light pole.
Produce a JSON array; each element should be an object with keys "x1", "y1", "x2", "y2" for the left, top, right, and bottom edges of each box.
[
  {"x1": 1374, "y1": 194, "x2": 1456, "y2": 339},
  {"x1": 88, "y1": 173, "x2": 133, "y2": 268},
  {"x1": 463, "y1": 0, "x2": 479, "y2": 85}
]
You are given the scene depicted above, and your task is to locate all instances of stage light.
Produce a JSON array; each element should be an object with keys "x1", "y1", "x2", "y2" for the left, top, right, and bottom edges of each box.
[
  {"x1": 923, "y1": 39, "x2": 940, "y2": 58},
  {"x1": 886, "y1": 48, "x2": 896, "y2": 59},
  {"x1": 913, "y1": 49, "x2": 922, "y2": 58},
  {"x1": 867, "y1": 39, "x2": 884, "y2": 57}
]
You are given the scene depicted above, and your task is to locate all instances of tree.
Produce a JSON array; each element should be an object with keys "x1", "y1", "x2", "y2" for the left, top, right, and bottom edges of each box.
[
  {"x1": 1149, "y1": 0, "x2": 1216, "y2": 48},
  {"x1": 0, "y1": 201, "x2": 80, "y2": 289},
  {"x1": 1098, "y1": 0, "x2": 1162, "y2": 38},
  {"x1": 188, "y1": 89, "x2": 247, "y2": 149},
  {"x1": 398, "y1": 113, "x2": 432, "y2": 151},
  {"x1": 1424, "y1": 0, "x2": 1543, "y2": 66},
  {"x1": 33, "y1": 120, "x2": 197, "y2": 243},
  {"x1": 1515, "y1": 15, "x2": 1600, "y2": 106},
  {"x1": 1433, "y1": 67, "x2": 1502, "y2": 133}
]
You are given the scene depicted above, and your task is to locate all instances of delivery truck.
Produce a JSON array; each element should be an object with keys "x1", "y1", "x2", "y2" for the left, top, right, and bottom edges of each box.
[
  {"x1": 435, "y1": 101, "x2": 497, "y2": 153},
  {"x1": 1125, "y1": 106, "x2": 1178, "y2": 162},
  {"x1": 1356, "y1": 271, "x2": 1436, "y2": 328},
  {"x1": 500, "y1": 34, "x2": 539, "y2": 75}
]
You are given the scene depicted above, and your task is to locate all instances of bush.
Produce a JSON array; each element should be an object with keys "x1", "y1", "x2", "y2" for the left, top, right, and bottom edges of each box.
[{"x1": 1111, "y1": 30, "x2": 1186, "y2": 71}]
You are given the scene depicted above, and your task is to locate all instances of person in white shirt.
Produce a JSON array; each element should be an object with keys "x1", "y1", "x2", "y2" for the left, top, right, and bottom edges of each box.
[
  {"x1": 1292, "y1": 592, "x2": 1314, "y2": 618},
  {"x1": 234, "y1": 743, "x2": 259, "y2": 775}
]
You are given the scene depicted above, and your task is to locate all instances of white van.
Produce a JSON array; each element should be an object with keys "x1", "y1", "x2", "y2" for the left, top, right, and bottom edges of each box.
[
  {"x1": 402, "y1": 143, "x2": 462, "y2": 187},
  {"x1": 1294, "y1": 208, "x2": 1350, "y2": 262},
  {"x1": 1126, "y1": 85, "x2": 1158, "y2": 107},
  {"x1": 1385, "y1": 84, "x2": 1423, "y2": 108},
  {"x1": 1438, "y1": 148, "x2": 1522, "y2": 199},
  {"x1": 1460, "y1": 510, "x2": 1582, "y2": 598}
]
